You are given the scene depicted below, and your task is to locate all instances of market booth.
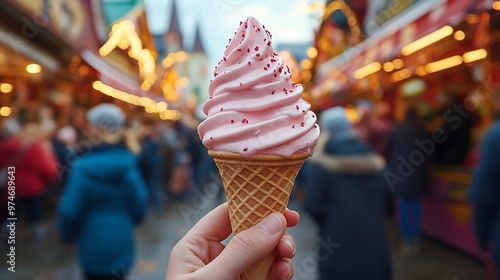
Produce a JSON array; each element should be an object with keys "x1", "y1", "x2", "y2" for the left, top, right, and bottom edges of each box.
[{"x1": 309, "y1": 0, "x2": 498, "y2": 276}]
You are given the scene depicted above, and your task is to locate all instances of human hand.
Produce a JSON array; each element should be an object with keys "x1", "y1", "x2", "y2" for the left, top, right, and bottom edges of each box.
[{"x1": 165, "y1": 203, "x2": 300, "y2": 280}]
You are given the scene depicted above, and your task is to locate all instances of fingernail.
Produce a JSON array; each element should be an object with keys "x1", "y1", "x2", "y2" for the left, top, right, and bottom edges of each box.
[
  {"x1": 259, "y1": 213, "x2": 283, "y2": 235},
  {"x1": 284, "y1": 238, "x2": 295, "y2": 255}
]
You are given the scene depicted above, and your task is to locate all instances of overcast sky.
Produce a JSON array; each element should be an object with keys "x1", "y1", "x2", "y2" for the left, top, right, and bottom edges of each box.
[{"x1": 143, "y1": 0, "x2": 323, "y2": 67}]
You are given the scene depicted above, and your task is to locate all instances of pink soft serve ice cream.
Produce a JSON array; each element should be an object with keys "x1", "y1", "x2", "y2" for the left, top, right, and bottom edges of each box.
[{"x1": 197, "y1": 16, "x2": 320, "y2": 157}]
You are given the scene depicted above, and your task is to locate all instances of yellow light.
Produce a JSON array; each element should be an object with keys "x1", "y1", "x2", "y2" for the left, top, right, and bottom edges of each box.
[
  {"x1": 162, "y1": 56, "x2": 175, "y2": 68},
  {"x1": 345, "y1": 107, "x2": 359, "y2": 123},
  {"x1": 383, "y1": 62, "x2": 395, "y2": 72},
  {"x1": 156, "y1": 101, "x2": 168, "y2": 112},
  {"x1": 0, "y1": 83, "x2": 13, "y2": 93},
  {"x1": 425, "y1": 55, "x2": 463, "y2": 73},
  {"x1": 463, "y1": 49, "x2": 487, "y2": 63},
  {"x1": 493, "y1": 1, "x2": 500, "y2": 10},
  {"x1": 0, "y1": 106, "x2": 12, "y2": 117},
  {"x1": 400, "y1": 68, "x2": 411, "y2": 79},
  {"x1": 146, "y1": 104, "x2": 157, "y2": 113},
  {"x1": 416, "y1": 66, "x2": 427, "y2": 76},
  {"x1": 174, "y1": 51, "x2": 189, "y2": 62},
  {"x1": 307, "y1": 47, "x2": 318, "y2": 59},
  {"x1": 26, "y1": 64, "x2": 42, "y2": 74},
  {"x1": 454, "y1": 30, "x2": 466, "y2": 41},
  {"x1": 139, "y1": 97, "x2": 154, "y2": 107},
  {"x1": 353, "y1": 62, "x2": 381, "y2": 80},
  {"x1": 402, "y1": 25, "x2": 454, "y2": 56},
  {"x1": 393, "y1": 59, "x2": 404, "y2": 69},
  {"x1": 301, "y1": 59, "x2": 312, "y2": 69}
]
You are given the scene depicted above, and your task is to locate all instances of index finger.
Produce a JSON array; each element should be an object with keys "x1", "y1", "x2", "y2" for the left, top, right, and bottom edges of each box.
[{"x1": 184, "y1": 203, "x2": 232, "y2": 242}]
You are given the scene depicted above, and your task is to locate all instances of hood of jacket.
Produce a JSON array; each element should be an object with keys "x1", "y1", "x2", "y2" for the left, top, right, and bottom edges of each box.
[
  {"x1": 310, "y1": 133, "x2": 385, "y2": 174},
  {"x1": 77, "y1": 143, "x2": 139, "y2": 181}
]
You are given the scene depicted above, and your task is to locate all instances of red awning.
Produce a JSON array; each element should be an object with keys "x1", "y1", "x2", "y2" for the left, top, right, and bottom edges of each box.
[
  {"x1": 314, "y1": 0, "x2": 492, "y2": 91},
  {"x1": 81, "y1": 49, "x2": 162, "y2": 101}
]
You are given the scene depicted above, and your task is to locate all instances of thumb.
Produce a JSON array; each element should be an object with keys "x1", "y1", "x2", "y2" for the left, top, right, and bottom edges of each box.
[{"x1": 201, "y1": 212, "x2": 287, "y2": 277}]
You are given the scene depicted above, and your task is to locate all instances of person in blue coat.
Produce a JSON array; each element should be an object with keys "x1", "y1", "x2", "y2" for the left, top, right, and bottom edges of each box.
[
  {"x1": 57, "y1": 104, "x2": 148, "y2": 280},
  {"x1": 471, "y1": 121, "x2": 500, "y2": 275},
  {"x1": 304, "y1": 107, "x2": 392, "y2": 280}
]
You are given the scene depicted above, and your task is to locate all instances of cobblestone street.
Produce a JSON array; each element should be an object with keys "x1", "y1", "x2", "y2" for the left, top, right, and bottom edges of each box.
[{"x1": 0, "y1": 188, "x2": 487, "y2": 280}]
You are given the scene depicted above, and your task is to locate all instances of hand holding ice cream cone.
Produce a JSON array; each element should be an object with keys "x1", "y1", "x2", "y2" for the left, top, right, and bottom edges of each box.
[{"x1": 197, "y1": 16, "x2": 320, "y2": 279}]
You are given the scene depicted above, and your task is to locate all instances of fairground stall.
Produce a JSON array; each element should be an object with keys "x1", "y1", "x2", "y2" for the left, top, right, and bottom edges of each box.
[{"x1": 308, "y1": 0, "x2": 498, "y2": 276}]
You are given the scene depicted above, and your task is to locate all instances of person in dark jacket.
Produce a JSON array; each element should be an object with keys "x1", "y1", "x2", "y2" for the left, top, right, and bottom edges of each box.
[
  {"x1": 52, "y1": 126, "x2": 78, "y2": 199},
  {"x1": 386, "y1": 108, "x2": 430, "y2": 256},
  {"x1": 471, "y1": 121, "x2": 500, "y2": 276},
  {"x1": 57, "y1": 104, "x2": 148, "y2": 280},
  {"x1": 304, "y1": 107, "x2": 392, "y2": 280},
  {"x1": 139, "y1": 124, "x2": 162, "y2": 211}
]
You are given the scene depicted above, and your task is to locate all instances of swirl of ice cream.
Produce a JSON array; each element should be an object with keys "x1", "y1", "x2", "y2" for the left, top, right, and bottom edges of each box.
[{"x1": 197, "y1": 16, "x2": 320, "y2": 157}]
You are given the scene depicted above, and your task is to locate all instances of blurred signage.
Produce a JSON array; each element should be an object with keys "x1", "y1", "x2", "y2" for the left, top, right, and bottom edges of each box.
[
  {"x1": 365, "y1": 0, "x2": 420, "y2": 34},
  {"x1": 10, "y1": 0, "x2": 85, "y2": 42}
]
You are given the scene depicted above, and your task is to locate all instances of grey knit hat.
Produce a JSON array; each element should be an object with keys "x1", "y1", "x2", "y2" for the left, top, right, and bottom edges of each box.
[{"x1": 86, "y1": 104, "x2": 125, "y2": 133}]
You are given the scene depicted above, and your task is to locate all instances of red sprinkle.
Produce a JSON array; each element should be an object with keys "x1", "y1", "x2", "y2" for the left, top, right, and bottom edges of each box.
[
  {"x1": 296, "y1": 105, "x2": 299, "y2": 110},
  {"x1": 274, "y1": 74, "x2": 277, "y2": 77},
  {"x1": 255, "y1": 46, "x2": 259, "y2": 51},
  {"x1": 237, "y1": 48, "x2": 242, "y2": 51},
  {"x1": 210, "y1": 137, "x2": 213, "y2": 140},
  {"x1": 242, "y1": 118, "x2": 247, "y2": 123},
  {"x1": 256, "y1": 53, "x2": 260, "y2": 57},
  {"x1": 271, "y1": 58, "x2": 276, "y2": 62},
  {"x1": 271, "y1": 90, "x2": 275, "y2": 95},
  {"x1": 223, "y1": 57, "x2": 227, "y2": 61},
  {"x1": 247, "y1": 48, "x2": 250, "y2": 53},
  {"x1": 231, "y1": 120, "x2": 234, "y2": 123},
  {"x1": 264, "y1": 67, "x2": 268, "y2": 70},
  {"x1": 248, "y1": 61, "x2": 252, "y2": 65},
  {"x1": 292, "y1": 125, "x2": 295, "y2": 128},
  {"x1": 267, "y1": 41, "x2": 271, "y2": 46},
  {"x1": 220, "y1": 107, "x2": 223, "y2": 112},
  {"x1": 267, "y1": 64, "x2": 270, "y2": 68},
  {"x1": 301, "y1": 122, "x2": 305, "y2": 127},
  {"x1": 243, "y1": 147, "x2": 248, "y2": 152}
]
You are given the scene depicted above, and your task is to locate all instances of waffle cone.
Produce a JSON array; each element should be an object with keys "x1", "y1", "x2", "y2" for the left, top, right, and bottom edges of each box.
[{"x1": 208, "y1": 150, "x2": 311, "y2": 280}]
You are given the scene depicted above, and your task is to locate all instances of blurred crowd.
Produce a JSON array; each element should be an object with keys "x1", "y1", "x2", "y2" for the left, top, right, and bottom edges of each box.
[
  {"x1": 0, "y1": 92, "x2": 499, "y2": 279},
  {"x1": 0, "y1": 104, "x2": 218, "y2": 279},
  {"x1": 299, "y1": 93, "x2": 499, "y2": 280}
]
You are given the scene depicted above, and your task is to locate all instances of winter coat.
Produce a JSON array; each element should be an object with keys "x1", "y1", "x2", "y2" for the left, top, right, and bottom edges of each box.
[
  {"x1": 304, "y1": 134, "x2": 392, "y2": 280},
  {"x1": 0, "y1": 136, "x2": 58, "y2": 197},
  {"x1": 57, "y1": 143, "x2": 148, "y2": 275},
  {"x1": 471, "y1": 122, "x2": 500, "y2": 266},
  {"x1": 385, "y1": 119, "x2": 430, "y2": 199}
]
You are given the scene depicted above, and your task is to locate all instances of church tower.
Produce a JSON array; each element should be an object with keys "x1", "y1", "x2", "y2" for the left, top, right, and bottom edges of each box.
[
  {"x1": 188, "y1": 23, "x2": 209, "y2": 104},
  {"x1": 164, "y1": 0, "x2": 183, "y2": 53}
]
